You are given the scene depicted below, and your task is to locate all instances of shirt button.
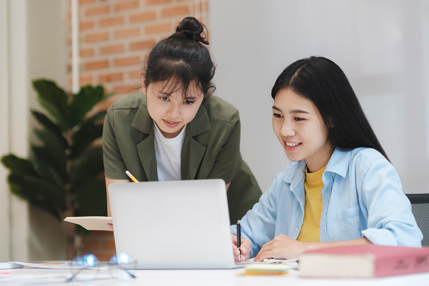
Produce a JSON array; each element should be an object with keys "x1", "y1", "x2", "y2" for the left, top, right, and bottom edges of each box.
[{"x1": 295, "y1": 227, "x2": 299, "y2": 232}]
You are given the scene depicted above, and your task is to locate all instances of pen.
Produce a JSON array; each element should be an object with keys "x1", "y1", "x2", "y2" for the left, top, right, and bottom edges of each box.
[
  {"x1": 237, "y1": 220, "x2": 241, "y2": 261},
  {"x1": 125, "y1": 170, "x2": 139, "y2": 183}
]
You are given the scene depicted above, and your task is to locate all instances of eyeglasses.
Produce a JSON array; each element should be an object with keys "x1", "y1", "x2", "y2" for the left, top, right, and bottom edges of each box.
[{"x1": 66, "y1": 253, "x2": 136, "y2": 283}]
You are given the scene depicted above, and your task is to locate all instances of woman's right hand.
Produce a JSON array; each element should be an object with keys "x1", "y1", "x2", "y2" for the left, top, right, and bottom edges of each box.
[{"x1": 231, "y1": 234, "x2": 251, "y2": 262}]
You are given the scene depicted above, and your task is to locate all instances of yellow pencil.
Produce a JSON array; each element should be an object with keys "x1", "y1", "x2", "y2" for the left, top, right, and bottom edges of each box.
[{"x1": 125, "y1": 170, "x2": 139, "y2": 183}]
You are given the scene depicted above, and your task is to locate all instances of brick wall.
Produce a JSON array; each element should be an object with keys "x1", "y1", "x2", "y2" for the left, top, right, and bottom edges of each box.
[
  {"x1": 79, "y1": 231, "x2": 116, "y2": 261},
  {"x1": 66, "y1": 0, "x2": 209, "y2": 259},
  {"x1": 67, "y1": 0, "x2": 209, "y2": 108}
]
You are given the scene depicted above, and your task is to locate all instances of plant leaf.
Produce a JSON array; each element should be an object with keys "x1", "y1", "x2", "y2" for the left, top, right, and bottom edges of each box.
[
  {"x1": 74, "y1": 178, "x2": 107, "y2": 236},
  {"x1": 1, "y1": 154, "x2": 38, "y2": 176},
  {"x1": 8, "y1": 174, "x2": 62, "y2": 221},
  {"x1": 32, "y1": 155, "x2": 66, "y2": 194},
  {"x1": 33, "y1": 128, "x2": 67, "y2": 154},
  {"x1": 32, "y1": 128, "x2": 68, "y2": 169},
  {"x1": 69, "y1": 112, "x2": 105, "y2": 159},
  {"x1": 32, "y1": 79, "x2": 69, "y2": 131},
  {"x1": 7, "y1": 173, "x2": 66, "y2": 213},
  {"x1": 31, "y1": 145, "x2": 68, "y2": 183},
  {"x1": 70, "y1": 147, "x2": 104, "y2": 190},
  {"x1": 74, "y1": 179, "x2": 107, "y2": 217},
  {"x1": 36, "y1": 98, "x2": 69, "y2": 131},
  {"x1": 68, "y1": 85, "x2": 105, "y2": 129},
  {"x1": 31, "y1": 110, "x2": 69, "y2": 150}
]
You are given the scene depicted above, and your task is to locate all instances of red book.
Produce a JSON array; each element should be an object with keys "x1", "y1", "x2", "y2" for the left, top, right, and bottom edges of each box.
[{"x1": 299, "y1": 244, "x2": 429, "y2": 278}]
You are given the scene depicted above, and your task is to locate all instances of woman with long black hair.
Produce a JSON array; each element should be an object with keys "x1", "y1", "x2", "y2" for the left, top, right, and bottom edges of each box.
[{"x1": 231, "y1": 56, "x2": 422, "y2": 261}]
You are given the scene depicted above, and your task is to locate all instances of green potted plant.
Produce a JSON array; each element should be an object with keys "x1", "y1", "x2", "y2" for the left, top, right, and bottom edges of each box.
[{"x1": 1, "y1": 79, "x2": 111, "y2": 259}]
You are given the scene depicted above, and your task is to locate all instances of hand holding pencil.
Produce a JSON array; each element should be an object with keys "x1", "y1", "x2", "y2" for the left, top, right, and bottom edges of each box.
[{"x1": 125, "y1": 170, "x2": 139, "y2": 183}]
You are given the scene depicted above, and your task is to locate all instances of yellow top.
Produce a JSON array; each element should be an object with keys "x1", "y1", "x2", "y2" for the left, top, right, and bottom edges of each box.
[{"x1": 296, "y1": 165, "x2": 326, "y2": 242}]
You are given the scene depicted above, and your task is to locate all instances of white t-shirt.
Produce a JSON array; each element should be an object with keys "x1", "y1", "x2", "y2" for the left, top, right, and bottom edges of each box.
[{"x1": 153, "y1": 122, "x2": 186, "y2": 181}]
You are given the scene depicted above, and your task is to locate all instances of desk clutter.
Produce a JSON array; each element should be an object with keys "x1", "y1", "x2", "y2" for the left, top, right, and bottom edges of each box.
[{"x1": 2, "y1": 246, "x2": 429, "y2": 285}]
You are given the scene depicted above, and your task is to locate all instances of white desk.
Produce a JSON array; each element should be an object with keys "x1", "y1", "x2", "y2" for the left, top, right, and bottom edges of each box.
[{"x1": 4, "y1": 268, "x2": 429, "y2": 286}]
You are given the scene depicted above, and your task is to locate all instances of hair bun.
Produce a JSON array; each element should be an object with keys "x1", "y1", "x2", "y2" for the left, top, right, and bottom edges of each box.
[{"x1": 175, "y1": 17, "x2": 209, "y2": 45}]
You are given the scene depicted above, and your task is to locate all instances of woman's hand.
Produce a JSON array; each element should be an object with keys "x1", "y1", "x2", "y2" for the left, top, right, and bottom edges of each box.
[
  {"x1": 231, "y1": 234, "x2": 251, "y2": 262},
  {"x1": 254, "y1": 234, "x2": 308, "y2": 262},
  {"x1": 254, "y1": 235, "x2": 372, "y2": 262}
]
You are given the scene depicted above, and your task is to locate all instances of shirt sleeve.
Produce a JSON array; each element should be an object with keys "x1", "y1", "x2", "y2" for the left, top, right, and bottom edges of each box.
[
  {"x1": 359, "y1": 156, "x2": 423, "y2": 247},
  {"x1": 102, "y1": 108, "x2": 128, "y2": 180},
  {"x1": 206, "y1": 118, "x2": 240, "y2": 184},
  {"x1": 230, "y1": 174, "x2": 283, "y2": 258}
]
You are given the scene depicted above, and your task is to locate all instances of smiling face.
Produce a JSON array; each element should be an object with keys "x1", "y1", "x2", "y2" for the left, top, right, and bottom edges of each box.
[
  {"x1": 144, "y1": 79, "x2": 204, "y2": 138},
  {"x1": 272, "y1": 88, "x2": 334, "y2": 172}
]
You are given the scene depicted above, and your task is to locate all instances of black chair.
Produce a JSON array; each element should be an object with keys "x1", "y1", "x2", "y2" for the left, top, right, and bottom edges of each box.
[{"x1": 406, "y1": 194, "x2": 429, "y2": 246}]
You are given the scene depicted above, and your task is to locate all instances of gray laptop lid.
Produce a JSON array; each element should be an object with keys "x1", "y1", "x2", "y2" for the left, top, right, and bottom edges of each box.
[{"x1": 108, "y1": 179, "x2": 236, "y2": 269}]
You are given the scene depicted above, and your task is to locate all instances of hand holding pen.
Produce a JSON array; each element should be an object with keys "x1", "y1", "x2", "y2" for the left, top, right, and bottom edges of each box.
[
  {"x1": 237, "y1": 221, "x2": 241, "y2": 261},
  {"x1": 232, "y1": 221, "x2": 251, "y2": 262}
]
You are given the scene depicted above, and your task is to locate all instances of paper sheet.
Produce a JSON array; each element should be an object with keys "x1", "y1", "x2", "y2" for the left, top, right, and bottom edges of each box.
[
  {"x1": 0, "y1": 274, "x2": 68, "y2": 284},
  {"x1": 237, "y1": 258, "x2": 299, "y2": 268},
  {"x1": 11, "y1": 262, "x2": 71, "y2": 270},
  {"x1": 0, "y1": 263, "x2": 23, "y2": 270},
  {"x1": 0, "y1": 273, "x2": 112, "y2": 284},
  {"x1": 263, "y1": 258, "x2": 299, "y2": 266},
  {"x1": 64, "y1": 216, "x2": 112, "y2": 231}
]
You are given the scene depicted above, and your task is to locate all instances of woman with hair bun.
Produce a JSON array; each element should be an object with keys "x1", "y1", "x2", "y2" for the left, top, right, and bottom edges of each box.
[{"x1": 102, "y1": 17, "x2": 262, "y2": 223}]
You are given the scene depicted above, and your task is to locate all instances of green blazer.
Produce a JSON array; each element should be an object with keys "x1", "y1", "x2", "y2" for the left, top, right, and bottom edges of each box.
[{"x1": 102, "y1": 92, "x2": 262, "y2": 223}]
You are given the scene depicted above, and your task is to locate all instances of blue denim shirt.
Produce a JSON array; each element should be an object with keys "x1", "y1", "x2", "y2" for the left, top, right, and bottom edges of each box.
[{"x1": 231, "y1": 148, "x2": 422, "y2": 258}]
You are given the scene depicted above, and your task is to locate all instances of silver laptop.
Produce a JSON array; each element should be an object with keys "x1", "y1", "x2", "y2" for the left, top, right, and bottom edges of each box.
[{"x1": 108, "y1": 179, "x2": 237, "y2": 269}]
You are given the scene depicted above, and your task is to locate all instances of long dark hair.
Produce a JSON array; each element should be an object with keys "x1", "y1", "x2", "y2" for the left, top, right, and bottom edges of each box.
[
  {"x1": 271, "y1": 56, "x2": 389, "y2": 161},
  {"x1": 143, "y1": 17, "x2": 215, "y2": 99}
]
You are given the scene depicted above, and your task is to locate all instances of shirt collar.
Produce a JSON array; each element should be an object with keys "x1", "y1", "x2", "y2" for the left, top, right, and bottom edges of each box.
[
  {"x1": 325, "y1": 148, "x2": 351, "y2": 178},
  {"x1": 282, "y1": 160, "x2": 306, "y2": 190},
  {"x1": 282, "y1": 148, "x2": 351, "y2": 186}
]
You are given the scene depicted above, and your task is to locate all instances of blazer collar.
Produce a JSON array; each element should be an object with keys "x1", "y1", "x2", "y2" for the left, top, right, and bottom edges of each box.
[
  {"x1": 131, "y1": 95, "x2": 152, "y2": 134},
  {"x1": 181, "y1": 101, "x2": 211, "y2": 180},
  {"x1": 187, "y1": 101, "x2": 211, "y2": 136}
]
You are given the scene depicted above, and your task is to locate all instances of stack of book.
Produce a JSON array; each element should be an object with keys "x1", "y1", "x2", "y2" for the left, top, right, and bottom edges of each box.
[{"x1": 299, "y1": 244, "x2": 429, "y2": 278}]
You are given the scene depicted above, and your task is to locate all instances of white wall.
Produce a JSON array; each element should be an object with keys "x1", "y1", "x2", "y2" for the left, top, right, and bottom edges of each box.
[
  {"x1": 0, "y1": 0, "x2": 67, "y2": 261},
  {"x1": 0, "y1": 0, "x2": 31, "y2": 262},
  {"x1": 210, "y1": 0, "x2": 429, "y2": 194},
  {"x1": 0, "y1": 0, "x2": 11, "y2": 261}
]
